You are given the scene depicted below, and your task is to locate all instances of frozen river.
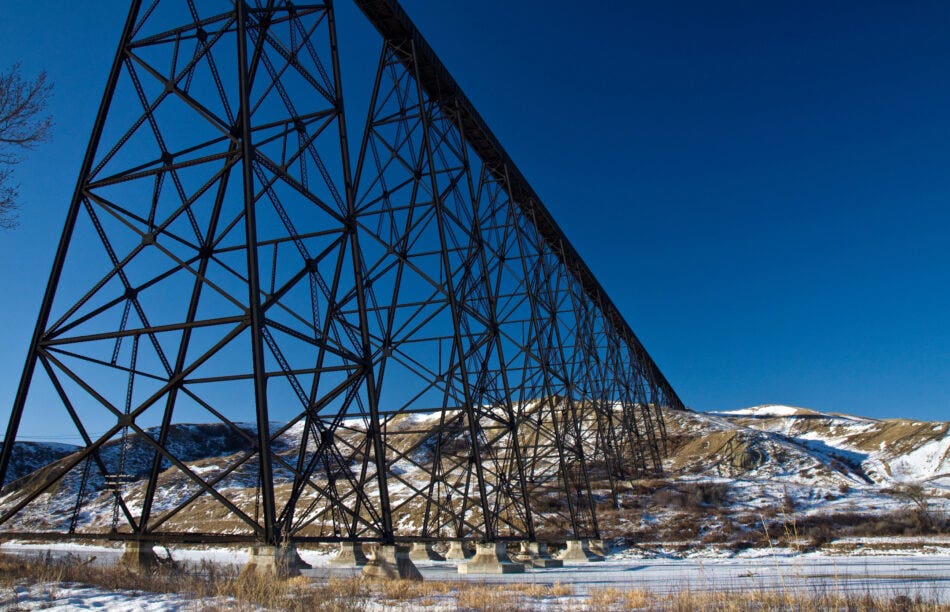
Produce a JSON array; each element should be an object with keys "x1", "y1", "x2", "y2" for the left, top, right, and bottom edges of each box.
[{"x1": 416, "y1": 555, "x2": 950, "y2": 603}]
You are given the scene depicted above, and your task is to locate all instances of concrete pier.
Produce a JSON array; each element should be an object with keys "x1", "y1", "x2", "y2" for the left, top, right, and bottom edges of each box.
[
  {"x1": 443, "y1": 540, "x2": 472, "y2": 560},
  {"x1": 361, "y1": 545, "x2": 423, "y2": 581},
  {"x1": 118, "y1": 541, "x2": 159, "y2": 572},
  {"x1": 457, "y1": 542, "x2": 525, "y2": 574},
  {"x1": 559, "y1": 539, "x2": 604, "y2": 562},
  {"x1": 586, "y1": 538, "x2": 608, "y2": 558},
  {"x1": 242, "y1": 545, "x2": 306, "y2": 577},
  {"x1": 517, "y1": 541, "x2": 563, "y2": 568},
  {"x1": 408, "y1": 542, "x2": 445, "y2": 561},
  {"x1": 328, "y1": 542, "x2": 369, "y2": 566}
]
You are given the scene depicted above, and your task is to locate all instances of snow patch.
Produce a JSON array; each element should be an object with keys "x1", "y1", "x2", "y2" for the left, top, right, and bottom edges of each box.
[
  {"x1": 721, "y1": 405, "x2": 803, "y2": 417},
  {"x1": 888, "y1": 434, "x2": 950, "y2": 482}
]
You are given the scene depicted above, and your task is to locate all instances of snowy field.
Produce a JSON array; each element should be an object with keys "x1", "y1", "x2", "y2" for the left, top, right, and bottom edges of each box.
[
  {"x1": 362, "y1": 554, "x2": 950, "y2": 603},
  {"x1": 1, "y1": 542, "x2": 948, "y2": 609},
  {"x1": 1, "y1": 583, "x2": 215, "y2": 611}
]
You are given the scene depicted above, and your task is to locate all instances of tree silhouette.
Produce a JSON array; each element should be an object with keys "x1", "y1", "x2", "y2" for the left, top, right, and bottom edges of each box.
[{"x1": 0, "y1": 63, "x2": 53, "y2": 230}]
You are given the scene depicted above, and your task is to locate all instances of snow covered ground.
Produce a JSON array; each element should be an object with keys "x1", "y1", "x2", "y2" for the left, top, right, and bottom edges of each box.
[
  {"x1": 0, "y1": 583, "x2": 230, "y2": 611},
  {"x1": 2, "y1": 542, "x2": 948, "y2": 608}
]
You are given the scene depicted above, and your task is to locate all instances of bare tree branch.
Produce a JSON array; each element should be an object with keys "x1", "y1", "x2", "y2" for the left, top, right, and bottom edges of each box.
[{"x1": 0, "y1": 63, "x2": 54, "y2": 230}]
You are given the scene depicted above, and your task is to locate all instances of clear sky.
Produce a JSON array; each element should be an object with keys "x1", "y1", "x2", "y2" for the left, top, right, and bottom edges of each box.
[{"x1": 0, "y1": 0, "x2": 948, "y2": 427}]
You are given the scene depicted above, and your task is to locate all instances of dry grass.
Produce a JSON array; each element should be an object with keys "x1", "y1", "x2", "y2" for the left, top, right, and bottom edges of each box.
[
  {"x1": 0, "y1": 552, "x2": 946, "y2": 611},
  {"x1": 848, "y1": 420, "x2": 948, "y2": 454},
  {"x1": 668, "y1": 430, "x2": 759, "y2": 474},
  {"x1": 453, "y1": 581, "x2": 574, "y2": 610},
  {"x1": 587, "y1": 586, "x2": 650, "y2": 609},
  {"x1": 657, "y1": 588, "x2": 947, "y2": 612},
  {"x1": 456, "y1": 586, "x2": 520, "y2": 610},
  {"x1": 0, "y1": 553, "x2": 366, "y2": 611}
]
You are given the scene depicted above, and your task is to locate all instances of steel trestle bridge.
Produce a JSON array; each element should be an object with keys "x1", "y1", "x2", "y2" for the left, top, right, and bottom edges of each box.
[{"x1": 0, "y1": 0, "x2": 685, "y2": 550}]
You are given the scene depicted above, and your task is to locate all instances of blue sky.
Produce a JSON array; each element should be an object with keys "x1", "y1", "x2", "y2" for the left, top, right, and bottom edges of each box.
[{"x1": 0, "y1": 0, "x2": 948, "y2": 427}]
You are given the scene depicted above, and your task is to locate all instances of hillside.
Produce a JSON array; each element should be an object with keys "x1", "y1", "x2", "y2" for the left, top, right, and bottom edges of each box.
[
  {"x1": 664, "y1": 404, "x2": 949, "y2": 490},
  {"x1": 710, "y1": 405, "x2": 948, "y2": 487},
  {"x1": 641, "y1": 405, "x2": 949, "y2": 552},
  {"x1": 1, "y1": 442, "x2": 77, "y2": 484}
]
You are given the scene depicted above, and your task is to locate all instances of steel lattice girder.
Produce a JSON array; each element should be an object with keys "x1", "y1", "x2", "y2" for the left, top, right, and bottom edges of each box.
[{"x1": 0, "y1": 0, "x2": 685, "y2": 546}]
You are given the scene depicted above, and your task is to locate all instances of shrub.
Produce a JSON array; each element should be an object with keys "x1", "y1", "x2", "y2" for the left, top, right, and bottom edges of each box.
[{"x1": 690, "y1": 482, "x2": 730, "y2": 507}]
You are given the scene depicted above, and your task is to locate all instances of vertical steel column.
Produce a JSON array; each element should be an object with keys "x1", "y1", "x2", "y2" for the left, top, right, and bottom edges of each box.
[
  {"x1": 409, "y1": 39, "x2": 494, "y2": 541},
  {"x1": 557, "y1": 263, "x2": 608, "y2": 536},
  {"x1": 236, "y1": 0, "x2": 277, "y2": 545},
  {"x1": 0, "y1": 0, "x2": 145, "y2": 489},
  {"x1": 345, "y1": 42, "x2": 397, "y2": 543},
  {"x1": 338, "y1": 6, "x2": 398, "y2": 545},
  {"x1": 455, "y1": 113, "x2": 536, "y2": 539},
  {"x1": 505, "y1": 187, "x2": 582, "y2": 536},
  {"x1": 535, "y1": 241, "x2": 597, "y2": 536}
]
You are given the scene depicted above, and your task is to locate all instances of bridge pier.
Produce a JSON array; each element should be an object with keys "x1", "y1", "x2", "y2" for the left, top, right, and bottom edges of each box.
[
  {"x1": 559, "y1": 539, "x2": 604, "y2": 563},
  {"x1": 408, "y1": 542, "x2": 445, "y2": 561},
  {"x1": 457, "y1": 542, "x2": 525, "y2": 574},
  {"x1": 361, "y1": 545, "x2": 423, "y2": 581},
  {"x1": 328, "y1": 542, "x2": 369, "y2": 566},
  {"x1": 587, "y1": 538, "x2": 608, "y2": 557},
  {"x1": 516, "y1": 541, "x2": 563, "y2": 568},
  {"x1": 443, "y1": 540, "x2": 472, "y2": 560},
  {"x1": 118, "y1": 541, "x2": 159, "y2": 571},
  {"x1": 242, "y1": 544, "x2": 307, "y2": 577}
]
